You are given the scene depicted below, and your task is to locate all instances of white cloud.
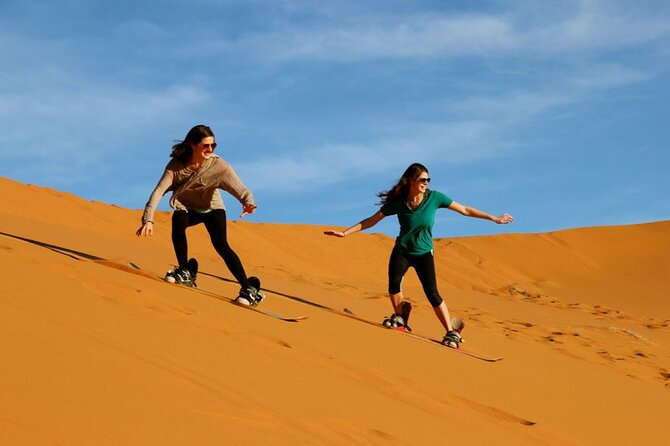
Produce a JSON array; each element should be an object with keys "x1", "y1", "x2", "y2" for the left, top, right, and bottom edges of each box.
[
  {"x1": 0, "y1": 84, "x2": 209, "y2": 156},
  {"x1": 449, "y1": 91, "x2": 574, "y2": 123},
  {"x1": 236, "y1": 142, "x2": 399, "y2": 192},
  {"x1": 235, "y1": 57, "x2": 656, "y2": 195},
  {"x1": 113, "y1": 19, "x2": 167, "y2": 39},
  {"x1": 236, "y1": 119, "x2": 508, "y2": 192},
  {"x1": 218, "y1": 2, "x2": 670, "y2": 63},
  {"x1": 568, "y1": 64, "x2": 653, "y2": 89},
  {"x1": 247, "y1": 15, "x2": 517, "y2": 62},
  {"x1": 533, "y1": 0, "x2": 670, "y2": 52}
]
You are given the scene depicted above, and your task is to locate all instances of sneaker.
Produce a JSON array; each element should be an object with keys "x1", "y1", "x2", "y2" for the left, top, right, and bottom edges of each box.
[
  {"x1": 186, "y1": 258, "x2": 198, "y2": 283},
  {"x1": 165, "y1": 269, "x2": 177, "y2": 283},
  {"x1": 442, "y1": 330, "x2": 463, "y2": 349},
  {"x1": 383, "y1": 313, "x2": 406, "y2": 330},
  {"x1": 235, "y1": 285, "x2": 265, "y2": 306},
  {"x1": 165, "y1": 267, "x2": 196, "y2": 287},
  {"x1": 399, "y1": 301, "x2": 413, "y2": 332}
]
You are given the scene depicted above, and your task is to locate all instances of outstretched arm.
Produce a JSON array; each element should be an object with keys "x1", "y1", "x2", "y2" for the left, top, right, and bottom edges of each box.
[
  {"x1": 448, "y1": 201, "x2": 514, "y2": 224},
  {"x1": 324, "y1": 210, "x2": 386, "y2": 238}
]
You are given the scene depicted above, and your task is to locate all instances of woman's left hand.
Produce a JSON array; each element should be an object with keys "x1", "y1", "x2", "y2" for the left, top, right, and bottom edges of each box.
[
  {"x1": 494, "y1": 213, "x2": 514, "y2": 224},
  {"x1": 241, "y1": 203, "x2": 257, "y2": 218}
]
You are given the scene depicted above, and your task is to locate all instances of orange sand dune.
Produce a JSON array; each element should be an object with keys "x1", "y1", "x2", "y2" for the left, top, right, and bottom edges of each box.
[{"x1": 1, "y1": 176, "x2": 668, "y2": 445}]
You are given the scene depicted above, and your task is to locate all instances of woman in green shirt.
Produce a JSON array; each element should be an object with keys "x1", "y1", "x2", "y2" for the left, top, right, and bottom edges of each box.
[{"x1": 324, "y1": 163, "x2": 513, "y2": 348}]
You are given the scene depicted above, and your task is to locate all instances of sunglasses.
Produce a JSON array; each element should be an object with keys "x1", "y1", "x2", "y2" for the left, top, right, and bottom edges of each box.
[
  {"x1": 417, "y1": 177, "x2": 431, "y2": 184},
  {"x1": 199, "y1": 143, "x2": 217, "y2": 150}
]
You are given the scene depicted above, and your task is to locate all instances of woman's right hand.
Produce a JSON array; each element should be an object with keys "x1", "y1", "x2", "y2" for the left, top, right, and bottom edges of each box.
[
  {"x1": 323, "y1": 230, "x2": 346, "y2": 237},
  {"x1": 136, "y1": 222, "x2": 154, "y2": 237}
]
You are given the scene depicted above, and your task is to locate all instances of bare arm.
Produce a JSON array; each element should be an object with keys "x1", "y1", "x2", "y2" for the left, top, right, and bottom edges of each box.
[
  {"x1": 448, "y1": 200, "x2": 514, "y2": 224},
  {"x1": 324, "y1": 210, "x2": 386, "y2": 238}
]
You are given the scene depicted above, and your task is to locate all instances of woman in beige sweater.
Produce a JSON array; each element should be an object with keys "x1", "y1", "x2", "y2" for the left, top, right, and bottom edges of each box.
[{"x1": 136, "y1": 124, "x2": 263, "y2": 306}]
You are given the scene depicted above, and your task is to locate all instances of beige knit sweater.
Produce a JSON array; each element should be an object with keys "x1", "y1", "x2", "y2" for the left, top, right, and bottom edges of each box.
[{"x1": 142, "y1": 155, "x2": 254, "y2": 223}]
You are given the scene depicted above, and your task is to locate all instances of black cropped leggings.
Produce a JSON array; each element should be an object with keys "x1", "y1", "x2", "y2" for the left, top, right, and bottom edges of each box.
[
  {"x1": 171, "y1": 209, "x2": 248, "y2": 288},
  {"x1": 388, "y1": 246, "x2": 443, "y2": 308}
]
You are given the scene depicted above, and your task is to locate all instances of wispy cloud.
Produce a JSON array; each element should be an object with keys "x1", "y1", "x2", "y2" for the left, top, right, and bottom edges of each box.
[
  {"x1": 0, "y1": 83, "x2": 209, "y2": 155},
  {"x1": 567, "y1": 63, "x2": 653, "y2": 89},
  {"x1": 212, "y1": 1, "x2": 670, "y2": 62},
  {"x1": 237, "y1": 118, "x2": 509, "y2": 192},
  {"x1": 530, "y1": 0, "x2": 670, "y2": 53},
  {"x1": 237, "y1": 57, "x2": 655, "y2": 194},
  {"x1": 0, "y1": 25, "x2": 211, "y2": 153},
  {"x1": 243, "y1": 15, "x2": 517, "y2": 62},
  {"x1": 0, "y1": 27, "x2": 211, "y2": 189}
]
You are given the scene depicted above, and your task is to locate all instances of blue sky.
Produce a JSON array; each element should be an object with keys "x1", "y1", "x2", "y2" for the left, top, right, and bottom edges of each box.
[{"x1": 1, "y1": 0, "x2": 669, "y2": 238}]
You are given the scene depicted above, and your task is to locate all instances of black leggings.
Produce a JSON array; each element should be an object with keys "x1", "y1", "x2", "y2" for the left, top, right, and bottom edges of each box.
[
  {"x1": 388, "y1": 246, "x2": 443, "y2": 308},
  {"x1": 171, "y1": 209, "x2": 248, "y2": 288}
]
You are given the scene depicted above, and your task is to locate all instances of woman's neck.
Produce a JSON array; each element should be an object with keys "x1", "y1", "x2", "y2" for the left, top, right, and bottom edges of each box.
[
  {"x1": 406, "y1": 190, "x2": 424, "y2": 209},
  {"x1": 188, "y1": 155, "x2": 206, "y2": 169},
  {"x1": 408, "y1": 189, "x2": 424, "y2": 201}
]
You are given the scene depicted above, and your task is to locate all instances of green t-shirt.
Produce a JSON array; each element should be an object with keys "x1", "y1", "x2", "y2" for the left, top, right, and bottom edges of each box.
[{"x1": 380, "y1": 190, "x2": 453, "y2": 256}]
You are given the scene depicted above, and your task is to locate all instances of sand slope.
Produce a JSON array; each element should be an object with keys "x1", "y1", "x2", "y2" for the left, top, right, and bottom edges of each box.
[{"x1": 0, "y1": 177, "x2": 668, "y2": 445}]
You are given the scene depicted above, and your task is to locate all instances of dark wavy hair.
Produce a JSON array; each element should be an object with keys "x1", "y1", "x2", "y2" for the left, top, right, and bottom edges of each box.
[
  {"x1": 170, "y1": 125, "x2": 215, "y2": 164},
  {"x1": 377, "y1": 163, "x2": 429, "y2": 205}
]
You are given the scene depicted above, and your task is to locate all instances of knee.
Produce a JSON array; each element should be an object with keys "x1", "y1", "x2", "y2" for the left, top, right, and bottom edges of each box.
[
  {"x1": 427, "y1": 293, "x2": 443, "y2": 308},
  {"x1": 211, "y1": 237, "x2": 232, "y2": 252},
  {"x1": 172, "y1": 226, "x2": 187, "y2": 237},
  {"x1": 388, "y1": 280, "x2": 402, "y2": 295},
  {"x1": 172, "y1": 213, "x2": 189, "y2": 234},
  {"x1": 172, "y1": 229, "x2": 187, "y2": 239}
]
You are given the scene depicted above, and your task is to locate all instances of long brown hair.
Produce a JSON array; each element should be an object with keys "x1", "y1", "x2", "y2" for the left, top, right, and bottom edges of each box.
[
  {"x1": 170, "y1": 125, "x2": 215, "y2": 164},
  {"x1": 377, "y1": 163, "x2": 429, "y2": 205}
]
